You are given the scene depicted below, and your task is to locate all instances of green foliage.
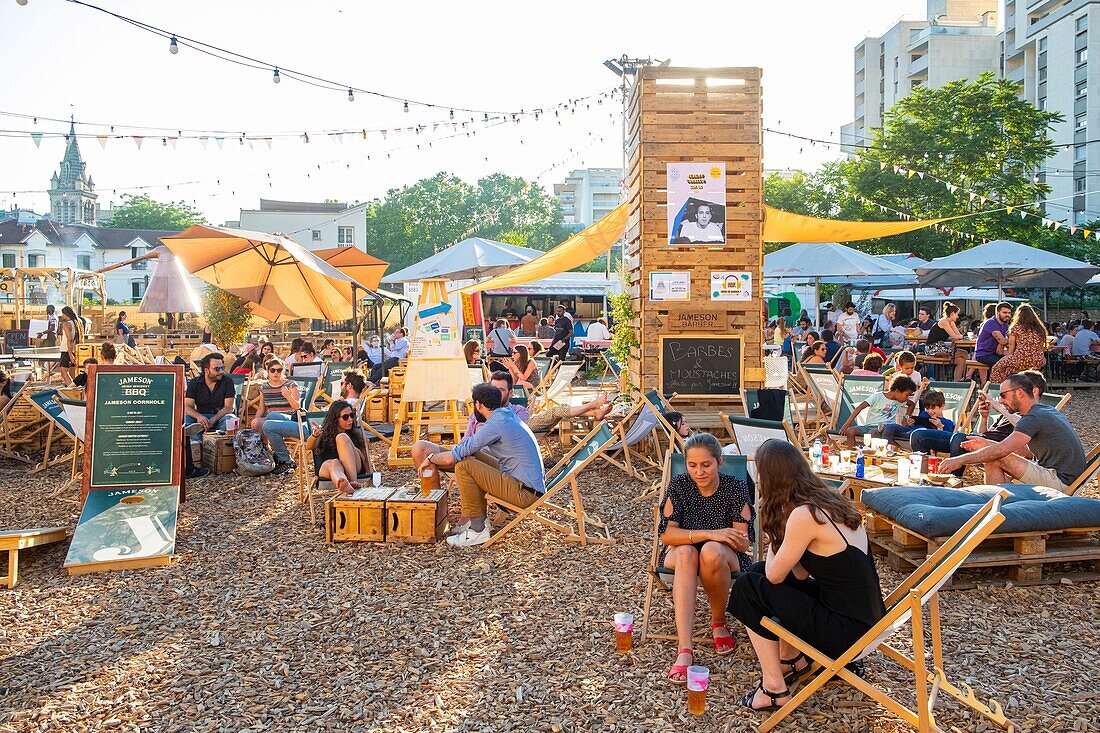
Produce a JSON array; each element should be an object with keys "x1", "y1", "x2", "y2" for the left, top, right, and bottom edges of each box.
[
  {"x1": 765, "y1": 74, "x2": 1071, "y2": 260},
  {"x1": 363, "y1": 172, "x2": 571, "y2": 273},
  {"x1": 608, "y1": 291, "x2": 637, "y2": 390},
  {"x1": 106, "y1": 194, "x2": 207, "y2": 231},
  {"x1": 202, "y1": 287, "x2": 252, "y2": 348}
]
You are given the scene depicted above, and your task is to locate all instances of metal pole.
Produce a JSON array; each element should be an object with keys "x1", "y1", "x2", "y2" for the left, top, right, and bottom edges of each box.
[
  {"x1": 814, "y1": 278, "x2": 821, "y2": 329},
  {"x1": 1043, "y1": 288, "x2": 1049, "y2": 321}
]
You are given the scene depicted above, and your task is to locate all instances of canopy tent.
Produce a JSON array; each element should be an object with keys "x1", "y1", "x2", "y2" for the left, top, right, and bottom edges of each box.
[
  {"x1": 382, "y1": 237, "x2": 543, "y2": 284},
  {"x1": 162, "y1": 225, "x2": 358, "y2": 321},
  {"x1": 856, "y1": 286, "x2": 1024, "y2": 303},
  {"x1": 764, "y1": 242, "x2": 916, "y2": 326},
  {"x1": 915, "y1": 239, "x2": 1100, "y2": 295},
  {"x1": 312, "y1": 247, "x2": 388, "y2": 290}
]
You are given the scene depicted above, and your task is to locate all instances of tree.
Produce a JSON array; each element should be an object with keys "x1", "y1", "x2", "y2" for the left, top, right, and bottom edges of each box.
[
  {"x1": 202, "y1": 287, "x2": 252, "y2": 349},
  {"x1": 106, "y1": 194, "x2": 207, "y2": 230},
  {"x1": 362, "y1": 172, "x2": 570, "y2": 274}
]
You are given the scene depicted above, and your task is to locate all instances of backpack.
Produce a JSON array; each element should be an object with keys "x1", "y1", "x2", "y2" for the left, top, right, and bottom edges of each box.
[{"x1": 234, "y1": 429, "x2": 274, "y2": 476}]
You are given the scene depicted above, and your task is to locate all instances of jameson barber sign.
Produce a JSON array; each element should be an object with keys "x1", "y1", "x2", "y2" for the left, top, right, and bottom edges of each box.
[{"x1": 84, "y1": 365, "x2": 184, "y2": 495}]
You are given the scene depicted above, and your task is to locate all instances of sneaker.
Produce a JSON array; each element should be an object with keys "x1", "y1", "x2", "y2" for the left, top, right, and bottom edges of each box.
[
  {"x1": 186, "y1": 467, "x2": 211, "y2": 480},
  {"x1": 445, "y1": 523, "x2": 492, "y2": 547},
  {"x1": 272, "y1": 461, "x2": 297, "y2": 476},
  {"x1": 184, "y1": 422, "x2": 206, "y2": 437},
  {"x1": 447, "y1": 518, "x2": 490, "y2": 536}
]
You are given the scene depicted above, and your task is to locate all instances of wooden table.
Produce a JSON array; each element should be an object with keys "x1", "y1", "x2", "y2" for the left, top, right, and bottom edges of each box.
[{"x1": 810, "y1": 450, "x2": 962, "y2": 504}]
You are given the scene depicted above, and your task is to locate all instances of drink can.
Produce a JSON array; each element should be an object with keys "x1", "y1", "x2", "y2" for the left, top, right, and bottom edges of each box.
[
  {"x1": 686, "y1": 666, "x2": 709, "y2": 715},
  {"x1": 614, "y1": 612, "x2": 633, "y2": 653},
  {"x1": 821, "y1": 444, "x2": 830, "y2": 463},
  {"x1": 928, "y1": 456, "x2": 939, "y2": 474}
]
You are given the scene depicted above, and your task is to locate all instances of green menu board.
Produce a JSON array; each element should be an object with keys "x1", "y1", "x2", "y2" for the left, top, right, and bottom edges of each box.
[{"x1": 85, "y1": 365, "x2": 184, "y2": 496}]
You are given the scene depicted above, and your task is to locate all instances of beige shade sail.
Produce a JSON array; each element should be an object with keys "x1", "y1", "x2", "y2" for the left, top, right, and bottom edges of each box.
[
  {"x1": 312, "y1": 247, "x2": 389, "y2": 290},
  {"x1": 161, "y1": 225, "x2": 358, "y2": 320}
]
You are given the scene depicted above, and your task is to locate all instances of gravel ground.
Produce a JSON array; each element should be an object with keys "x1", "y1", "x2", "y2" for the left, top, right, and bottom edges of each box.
[{"x1": 1, "y1": 392, "x2": 1099, "y2": 733}]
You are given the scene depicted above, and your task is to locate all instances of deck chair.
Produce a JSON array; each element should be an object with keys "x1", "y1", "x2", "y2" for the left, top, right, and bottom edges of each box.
[
  {"x1": 719, "y1": 412, "x2": 797, "y2": 482},
  {"x1": 533, "y1": 356, "x2": 557, "y2": 385},
  {"x1": 357, "y1": 386, "x2": 397, "y2": 447},
  {"x1": 960, "y1": 384, "x2": 1071, "y2": 433},
  {"x1": 599, "y1": 351, "x2": 624, "y2": 390},
  {"x1": 468, "y1": 365, "x2": 487, "y2": 388},
  {"x1": 482, "y1": 421, "x2": 617, "y2": 548},
  {"x1": 318, "y1": 361, "x2": 353, "y2": 404},
  {"x1": 823, "y1": 375, "x2": 889, "y2": 444},
  {"x1": 24, "y1": 389, "x2": 80, "y2": 474},
  {"x1": 0, "y1": 381, "x2": 45, "y2": 463},
  {"x1": 892, "y1": 380, "x2": 976, "y2": 451},
  {"x1": 59, "y1": 396, "x2": 87, "y2": 485},
  {"x1": 528, "y1": 360, "x2": 583, "y2": 414},
  {"x1": 1064, "y1": 442, "x2": 1100, "y2": 496},
  {"x1": 800, "y1": 365, "x2": 842, "y2": 442},
  {"x1": 757, "y1": 491, "x2": 1013, "y2": 733},
  {"x1": 281, "y1": 376, "x2": 320, "y2": 498},
  {"x1": 640, "y1": 453, "x2": 749, "y2": 644},
  {"x1": 600, "y1": 394, "x2": 664, "y2": 480},
  {"x1": 305, "y1": 399, "x2": 374, "y2": 526}
]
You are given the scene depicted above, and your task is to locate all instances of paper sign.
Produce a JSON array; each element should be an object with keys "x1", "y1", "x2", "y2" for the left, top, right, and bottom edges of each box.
[
  {"x1": 710, "y1": 272, "x2": 752, "y2": 301},
  {"x1": 649, "y1": 271, "x2": 691, "y2": 301},
  {"x1": 28, "y1": 318, "x2": 50, "y2": 339},
  {"x1": 667, "y1": 162, "x2": 726, "y2": 245}
]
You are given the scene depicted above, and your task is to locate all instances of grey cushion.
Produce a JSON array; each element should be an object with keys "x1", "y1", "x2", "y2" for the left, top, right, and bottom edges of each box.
[{"x1": 861, "y1": 484, "x2": 1100, "y2": 537}]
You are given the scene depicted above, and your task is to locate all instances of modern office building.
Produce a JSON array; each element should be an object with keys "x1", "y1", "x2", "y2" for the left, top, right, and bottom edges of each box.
[
  {"x1": 841, "y1": 1, "x2": 1001, "y2": 153},
  {"x1": 553, "y1": 168, "x2": 622, "y2": 228}
]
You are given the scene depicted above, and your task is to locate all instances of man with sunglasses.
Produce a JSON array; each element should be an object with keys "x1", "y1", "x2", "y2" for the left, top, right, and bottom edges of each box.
[
  {"x1": 937, "y1": 372, "x2": 1085, "y2": 490},
  {"x1": 184, "y1": 352, "x2": 238, "y2": 477}
]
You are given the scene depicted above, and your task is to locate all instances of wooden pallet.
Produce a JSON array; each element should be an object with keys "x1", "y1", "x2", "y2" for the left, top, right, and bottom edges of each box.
[{"x1": 869, "y1": 511, "x2": 1100, "y2": 586}]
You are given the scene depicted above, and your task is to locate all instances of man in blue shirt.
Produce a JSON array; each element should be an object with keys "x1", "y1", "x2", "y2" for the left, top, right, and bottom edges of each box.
[
  {"x1": 388, "y1": 328, "x2": 411, "y2": 360},
  {"x1": 417, "y1": 383, "x2": 545, "y2": 548},
  {"x1": 974, "y1": 302, "x2": 1012, "y2": 368}
]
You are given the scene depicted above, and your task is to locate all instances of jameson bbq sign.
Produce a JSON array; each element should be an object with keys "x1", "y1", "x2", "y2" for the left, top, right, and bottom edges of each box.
[{"x1": 84, "y1": 365, "x2": 184, "y2": 497}]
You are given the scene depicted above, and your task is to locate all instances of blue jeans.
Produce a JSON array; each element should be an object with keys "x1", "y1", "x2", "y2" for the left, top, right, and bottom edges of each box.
[
  {"x1": 879, "y1": 423, "x2": 918, "y2": 442},
  {"x1": 909, "y1": 429, "x2": 972, "y2": 476},
  {"x1": 185, "y1": 412, "x2": 235, "y2": 455},
  {"x1": 262, "y1": 412, "x2": 307, "y2": 463}
]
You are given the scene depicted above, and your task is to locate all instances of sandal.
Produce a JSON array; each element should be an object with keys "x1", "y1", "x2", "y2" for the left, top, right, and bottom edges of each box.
[
  {"x1": 740, "y1": 680, "x2": 791, "y2": 712},
  {"x1": 667, "y1": 648, "x2": 693, "y2": 683},
  {"x1": 781, "y1": 651, "x2": 812, "y2": 685},
  {"x1": 712, "y1": 623, "x2": 736, "y2": 656}
]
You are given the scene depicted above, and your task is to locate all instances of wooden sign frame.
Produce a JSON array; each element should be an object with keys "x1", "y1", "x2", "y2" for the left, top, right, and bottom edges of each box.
[
  {"x1": 82, "y1": 364, "x2": 185, "y2": 500},
  {"x1": 658, "y1": 334, "x2": 744, "y2": 399}
]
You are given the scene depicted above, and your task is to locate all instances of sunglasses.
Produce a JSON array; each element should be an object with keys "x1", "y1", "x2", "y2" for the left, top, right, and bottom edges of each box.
[
  {"x1": 269, "y1": 367, "x2": 283, "y2": 373},
  {"x1": 213, "y1": 366, "x2": 225, "y2": 372},
  {"x1": 339, "y1": 413, "x2": 354, "y2": 421}
]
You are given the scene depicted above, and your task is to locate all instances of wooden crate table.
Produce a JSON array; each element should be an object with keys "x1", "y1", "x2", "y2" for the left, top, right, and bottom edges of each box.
[
  {"x1": 201, "y1": 433, "x2": 236, "y2": 475},
  {"x1": 1, "y1": 527, "x2": 67, "y2": 588},
  {"x1": 325, "y1": 486, "x2": 449, "y2": 544}
]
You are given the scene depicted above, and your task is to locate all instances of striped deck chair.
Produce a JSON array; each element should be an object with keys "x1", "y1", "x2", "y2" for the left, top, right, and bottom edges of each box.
[{"x1": 528, "y1": 361, "x2": 584, "y2": 414}]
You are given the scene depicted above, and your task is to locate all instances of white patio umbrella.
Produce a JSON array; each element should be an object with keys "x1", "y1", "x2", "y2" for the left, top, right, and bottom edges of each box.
[
  {"x1": 764, "y1": 242, "x2": 916, "y2": 326},
  {"x1": 915, "y1": 239, "x2": 1100, "y2": 295},
  {"x1": 381, "y1": 237, "x2": 542, "y2": 283}
]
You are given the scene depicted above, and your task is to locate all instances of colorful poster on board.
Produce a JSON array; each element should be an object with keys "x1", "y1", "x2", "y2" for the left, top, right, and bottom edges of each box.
[
  {"x1": 649, "y1": 271, "x2": 691, "y2": 301},
  {"x1": 88, "y1": 370, "x2": 179, "y2": 488},
  {"x1": 667, "y1": 162, "x2": 726, "y2": 245},
  {"x1": 710, "y1": 272, "x2": 753, "y2": 301},
  {"x1": 409, "y1": 302, "x2": 462, "y2": 359}
]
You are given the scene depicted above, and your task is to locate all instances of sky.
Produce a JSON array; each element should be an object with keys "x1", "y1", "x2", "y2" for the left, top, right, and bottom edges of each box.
[{"x1": 0, "y1": 0, "x2": 928, "y2": 224}]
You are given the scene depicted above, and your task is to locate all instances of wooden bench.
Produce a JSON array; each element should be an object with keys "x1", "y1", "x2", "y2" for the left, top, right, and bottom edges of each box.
[{"x1": 1, "y1": 527, "x2": 67, "y2": 588}]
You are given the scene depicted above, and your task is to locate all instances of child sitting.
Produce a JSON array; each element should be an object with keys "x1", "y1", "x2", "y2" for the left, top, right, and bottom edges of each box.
[
  {"x1": 839, "y1": 374, "x2": 918, "y2": 447},
  {"x1": 850, "y1": 353, "x2": 884, "y2": 377},
  {"x1": 881, "y1": 350, "x2": 924, "y2": 385},
  {"x1": 880, "y1": 388, "x2": 955, "y2": 444}
]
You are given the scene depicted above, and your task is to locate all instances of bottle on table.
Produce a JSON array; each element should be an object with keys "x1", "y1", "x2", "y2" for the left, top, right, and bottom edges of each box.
[{"x1": 855, "y1": 447, "x2": 866, "y2": 479}]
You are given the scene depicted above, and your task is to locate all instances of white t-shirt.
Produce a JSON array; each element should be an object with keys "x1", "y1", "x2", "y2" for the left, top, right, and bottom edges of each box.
[
  {"x1": 586, "y1": 322, "x2": 612, "y2": 340},
  {"x1": 837, "y1": 312, "x2": 861, "y2": 342},
  {"x1": 826, "y1": 310, "x2": 842, "y2": 326},
  {"x1": 677, "y1": 221, "x2": 724, "y2": 242}
]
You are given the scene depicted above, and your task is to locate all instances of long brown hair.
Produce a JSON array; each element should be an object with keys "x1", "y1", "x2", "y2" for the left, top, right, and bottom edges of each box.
[
  {"x1": 756, "y1": 440, "x2": 862, "y2": 554},
  {"x1": 513, "y1": 343, "x2": 531, "y2": 375},
  {"x1": 1010, "y1": 303, "x2": 1048, "y2": 339}
]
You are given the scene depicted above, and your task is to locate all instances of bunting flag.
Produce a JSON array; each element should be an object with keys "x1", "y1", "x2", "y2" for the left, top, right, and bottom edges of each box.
[
  {"x1": 262, "y1": 137, "x2": 272, "y2": 149},
  {"x1": 30, "y1": 132, "x2": 43, "y2": 148},
  {"x1": 97, "y1": 135, "x2": 108, "y2": 150},
  {"x1": 215, "y1": 137, "x2": 224, "y2": 149},
  {"x1": 133, "y1": 136, "x2": 143, "y2": 150},
  {"x1": 199, "y1": 137, "x2": 209, "y2": 149},
  {"x1": 168, "y1": 137, "x2": 178, "y2": 149}
]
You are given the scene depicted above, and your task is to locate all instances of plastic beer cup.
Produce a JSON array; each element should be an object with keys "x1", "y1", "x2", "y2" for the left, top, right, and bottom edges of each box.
[
  {"x1": 686, "y1": 665, "x2": 709, "y2": 714},
  {"x1": 372, "y1": 471, "x2": 382, "y2": 487},
  {"x1": 613, "y1": 612, "x2": 633, "y2": 653},
  {"x1": 420, "y1": 468, "x2": 434, "y2": 496}
]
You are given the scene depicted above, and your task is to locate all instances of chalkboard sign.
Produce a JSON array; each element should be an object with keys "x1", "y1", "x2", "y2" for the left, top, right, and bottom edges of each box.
[
  {"x1": 659, "y1": 335, "x2": 743, "y2": 398},
  {"x1": 83, "y1": 364, "x2": 185, "y2": 500},
  {"x1": 3, "y1": 330, "x2": 28, "y2": 353},
  {"x1": 463, "y1": 325, "x2": 484, "y2": 344}
]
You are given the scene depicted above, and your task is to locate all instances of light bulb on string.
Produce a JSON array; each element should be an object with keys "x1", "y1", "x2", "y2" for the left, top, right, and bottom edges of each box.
[
  {"x1": 403, "y1": 101, "x2": 409, "y2": 112},
  {"x1": 273, "y1": 68, "x2": 281, "y2": 83},
  {"x1": 348, "y1": 88, "x2": 354, "y2": 102},
  {"x1": 169, "y1": 36, "x2": 179, "y2": 54},
  {"x1": 16, "y1": 0, "x2": 28, "y2": 6},
  {"x1": 449, "y1": 109, "x2": 454, "y2": 120}
]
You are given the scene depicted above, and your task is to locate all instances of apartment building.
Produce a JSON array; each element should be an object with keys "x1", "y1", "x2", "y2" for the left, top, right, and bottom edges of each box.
[
  {"x1": 553, "y1": 168, "x2": 622, "y2": 228},
  {"x1": 841, "y1": 1, "x2": 1001, "y2": 152},
  {"x1": 1004, "y1": 0, "x2": 1099, "y2": 224}
]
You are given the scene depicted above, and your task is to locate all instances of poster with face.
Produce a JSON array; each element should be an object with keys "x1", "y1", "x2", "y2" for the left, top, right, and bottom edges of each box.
[{"x1": 667, "y1": 162, "x2": 726, "y2": 245}]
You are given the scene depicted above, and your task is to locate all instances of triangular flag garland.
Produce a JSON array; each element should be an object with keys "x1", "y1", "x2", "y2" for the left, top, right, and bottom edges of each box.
[
  {"x1": 30, "y1": 132, "x2": 43, "y2": 148},
  {"x1": 133, "y1": 136, "x2": 143, "y2": 150},
  {"x1": 97, "y1": 135, "x2": 108, "y2": 150}
]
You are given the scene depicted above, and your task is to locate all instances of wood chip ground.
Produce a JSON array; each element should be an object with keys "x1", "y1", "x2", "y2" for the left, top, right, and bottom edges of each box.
[{"x1": 2, "y1": 394, "x2": 1099, "y2": 732}]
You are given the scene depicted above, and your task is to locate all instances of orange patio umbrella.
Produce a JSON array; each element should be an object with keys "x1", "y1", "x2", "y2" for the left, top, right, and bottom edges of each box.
[
  {"x1": 161, "y1": 225, "x2": 357, "y2": 321},
  {"x1": 312, "y1": 247, "x2": 389, "y2": 290}
]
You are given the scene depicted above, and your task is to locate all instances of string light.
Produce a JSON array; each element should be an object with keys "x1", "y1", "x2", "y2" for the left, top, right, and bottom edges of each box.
[
  {"x1": 272, "y1": 68, "x2": 281, "y2": 84},
  {"x1": 16, "y1": 0, "x2": 29, "y2": 6},
  {"x1": 403, "y1": 101, "x2": 409, "y2": 113},
  {"x1": 347, "y1": 88, "x2": 354, "y2": 102},
  {"x1": 169, "y1": 36, "x2": 178, "y2": 54}
]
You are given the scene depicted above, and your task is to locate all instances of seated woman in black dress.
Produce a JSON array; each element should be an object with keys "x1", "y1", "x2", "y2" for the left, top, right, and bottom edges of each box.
[
  {"x1": 729, "y1": 439, "x2": 886, "y2": 711},
  {"x1": 307, "y1": 400, "x2": 373, "y2": 494},
  {"x1": 659, "y1": 433, "x2": 753, "y2": 682}
]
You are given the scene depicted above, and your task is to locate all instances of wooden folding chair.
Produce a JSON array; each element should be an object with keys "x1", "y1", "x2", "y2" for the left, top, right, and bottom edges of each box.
[
  {"x1": 317, "y1": 361, "x2": 353, "y2": 405},
  {"x1": 757, "y1": 491, "x2": 1013, "y2": 733},
  {"x1": 0, "y1": 382, "x2": 47, "y2": 463},
  {"x1": 483, "y1": 421, "x2": 617, "y2": 548},
  {"x1": 596, "y1": 397, "x2": 652, "y2": 480},
  {"x1": 1064, "y1": 442, "x2": 1100, "y2": 496},
  {"x1": 528, "y1": 361, "x2": 584, "y2": 414},
  {"x1": 960, "y1": 383, "x2": 1071, "y2": 433},
  {"x1": 304, "y1": 399, "x2": 374, "y2": 526},
  {"x1": 281, "y1": 376, "x2": 320, "y2": 500},
  {"x1": 640, "y1": 452, "x2": 749, "y2": 643}
]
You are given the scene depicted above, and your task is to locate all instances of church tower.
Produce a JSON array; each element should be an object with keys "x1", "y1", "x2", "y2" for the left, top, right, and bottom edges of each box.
[{"x1": 48, "y1": 120, "x2": 98, "y2": 225}]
